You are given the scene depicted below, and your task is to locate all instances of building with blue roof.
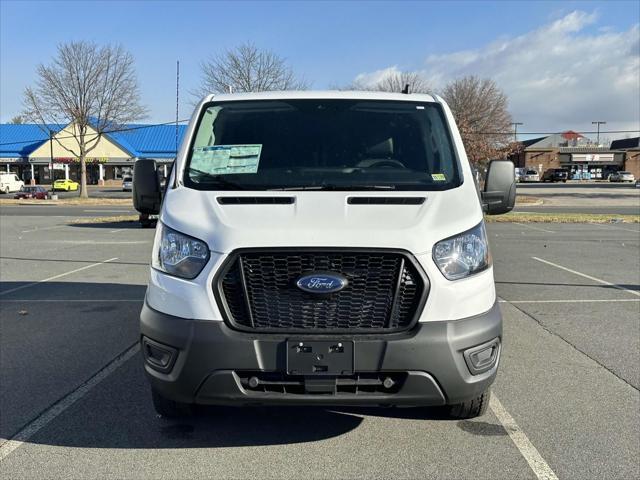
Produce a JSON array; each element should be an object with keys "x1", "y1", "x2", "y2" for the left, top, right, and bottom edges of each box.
[{"x1": 0, "y1": 122, "x2": 186, "y2": 185}]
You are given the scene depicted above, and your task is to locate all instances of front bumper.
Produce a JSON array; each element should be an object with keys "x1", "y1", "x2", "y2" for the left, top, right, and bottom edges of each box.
[{"x1": 140, "y1": 300, "x2": 502, "y2": 407}]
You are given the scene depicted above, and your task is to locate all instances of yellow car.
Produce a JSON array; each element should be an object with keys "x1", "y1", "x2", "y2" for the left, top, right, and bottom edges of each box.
[{"x1": 53, "y1": 179, "x2": 80, "y2": 191}]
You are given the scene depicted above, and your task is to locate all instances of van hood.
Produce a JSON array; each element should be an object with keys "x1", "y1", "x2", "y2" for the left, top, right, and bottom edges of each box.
[{"x1": 161, "y1": 184, "x2": 483, "y2": 255}]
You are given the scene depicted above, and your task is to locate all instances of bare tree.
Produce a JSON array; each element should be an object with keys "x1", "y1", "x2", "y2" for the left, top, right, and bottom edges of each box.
[
  {"x1": 23, "y1": 41, "x2": 147, "y2": 197},
  {"x1": 441, "y1": 76, "x2": 512, "y2": 165},
  {"x1": 377, "y1": 71, "x2": 431, "y2": 93},
  {"x1": 9, "y1": 115, "x2": 25, "y2": 124},
  {"x1": 195, "y1": 43, "x2": 308, "y2": 97},
  {"x1": 345, "y1": 70, "x2": 431, "y2": 94}
]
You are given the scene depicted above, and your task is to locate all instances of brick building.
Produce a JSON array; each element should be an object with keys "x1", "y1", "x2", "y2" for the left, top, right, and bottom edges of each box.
[
  {"x1": 510, "y1": 131, "x2": 634, "y2": 180},
  {"x1": 610, "y1": 137, "x2": 640, "y2": 179}
]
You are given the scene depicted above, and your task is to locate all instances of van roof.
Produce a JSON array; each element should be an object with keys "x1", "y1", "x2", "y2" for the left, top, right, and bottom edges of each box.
[{"x1": 201, "y1": 90, "x2": 438, "y2": 103}]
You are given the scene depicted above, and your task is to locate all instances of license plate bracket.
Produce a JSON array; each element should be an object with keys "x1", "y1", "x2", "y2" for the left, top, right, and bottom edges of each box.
[{"x1": 286, "y1": 340, "x2": 354, "y2": 375}]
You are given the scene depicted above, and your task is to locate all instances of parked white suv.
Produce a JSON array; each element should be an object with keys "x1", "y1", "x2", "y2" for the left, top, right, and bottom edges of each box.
[
  {"x1": 122, "y1": 175, "x2": 133, "y2": 191},
  {"x1": 609, "y1": 171, "x2": 635, "y2": 183},
  {"x1": 0, "y1": 173, "x2": 24, "y2": 194},
  {"x1": 133, "y1": 91, "x2": 516, "y2": 419},
  {"x1": 522, "y1": 169, "x2": 540, "y2": 182}
]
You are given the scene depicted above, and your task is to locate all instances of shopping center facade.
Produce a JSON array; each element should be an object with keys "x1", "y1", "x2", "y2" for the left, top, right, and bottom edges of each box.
[
  {"x1": 0, "y1": 122, "x2": 187, "y2": 185},
  {"x1": 510, "y1": 131, "x2": 640, "y2": 180}
]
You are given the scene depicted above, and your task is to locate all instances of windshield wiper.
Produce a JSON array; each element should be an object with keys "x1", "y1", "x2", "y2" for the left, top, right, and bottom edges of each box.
[
  {"x1": 270, "y1": 184, "x2": 396, "y2": 191},
  {"x1": 187, "y1": 168, "x2": 247, "y2": 190}
]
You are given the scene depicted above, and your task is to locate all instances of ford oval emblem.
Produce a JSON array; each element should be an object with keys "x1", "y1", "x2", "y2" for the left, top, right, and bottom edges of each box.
[{"x1": 296, "y1": 272, "x2": 348, "y2": 294}]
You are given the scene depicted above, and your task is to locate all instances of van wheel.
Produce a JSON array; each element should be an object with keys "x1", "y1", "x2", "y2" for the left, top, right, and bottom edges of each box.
[
  {"x1": 4, "y1": 187, "x2": 8, "y2": 194},
  {"x1": 446, "y1": 389, "x2": 491, "y2": 419},
  {"x1": 151, "y1": 387, "x2": 192, "y2": 418}
]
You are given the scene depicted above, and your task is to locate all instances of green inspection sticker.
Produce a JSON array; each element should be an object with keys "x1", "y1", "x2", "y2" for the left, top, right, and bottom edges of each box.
[
  {"x1": 431, "y1": 173, "x2": 446, "y2": 181},
  {"x1": 191, "y1": 144, "x2": 262, "y2": 174}
]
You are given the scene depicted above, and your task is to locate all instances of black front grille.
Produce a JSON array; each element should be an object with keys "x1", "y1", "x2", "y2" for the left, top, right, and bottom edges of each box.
[{"x1": 216, "y1": 250, "x2": 427, "y2": 333}]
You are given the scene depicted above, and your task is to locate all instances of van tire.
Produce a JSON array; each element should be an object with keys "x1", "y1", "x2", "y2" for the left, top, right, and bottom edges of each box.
[
  {"x1": 151, "y1": 387, "x2": 192, "y2": 418},
  {"x1": 446, "y1": 389, "x2": 491, "y2": 419}
]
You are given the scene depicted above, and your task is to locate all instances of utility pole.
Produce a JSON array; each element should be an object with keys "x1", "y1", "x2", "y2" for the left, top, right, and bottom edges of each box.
[
  {"x1": 511, "y1": 122, "x2": 523, "y2": 142},
  {"x1": 49, "y1": 130, "x2": 54, "y2": 195},
  {"x1": 591, "y1": 121, "x2": 606, "y2": 146},
  {"x1": 175, "y1": 60, "x2": 180, "y2": 160}
]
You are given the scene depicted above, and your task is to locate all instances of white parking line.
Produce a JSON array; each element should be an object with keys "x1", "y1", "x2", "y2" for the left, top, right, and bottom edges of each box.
[
  {"x1": 0, "y1": 257, "x2": 118, "y2": 296},
  {"x1": 0, "y1": 342, "x2": 140, "y2": 460},
  {"x1": 48, "y1": 241, "x2": 147, "y2": 245},
  {"x1": 83, "y1": 209, "x2": 131, "y2": 213},
  {"x1": 532, "y1": 256, "x2": 640, "y2": 297},
  {"x1": 589, "y1": 223, "x2": 640, "y2": 234},
  {"x1": 20, "y1": 225, "x2": 66, "y2": 234},
  {"x1": 0, "y1": 299, "x2": 141, "y2": 303},
  {"x1": 490, "y1": 393, "x2": 559, "y2": 480},
  {"x1": 499, "y1": 298, "x2": 640, "y2": 304},
  {"x1": 513, "y1": 222, "x2": 555, "y2": 234}
]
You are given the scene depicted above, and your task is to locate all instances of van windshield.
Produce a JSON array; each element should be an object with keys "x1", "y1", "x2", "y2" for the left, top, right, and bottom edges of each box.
[{"x1": 184, "y1": 99, "x2": 461, "y2": 191}]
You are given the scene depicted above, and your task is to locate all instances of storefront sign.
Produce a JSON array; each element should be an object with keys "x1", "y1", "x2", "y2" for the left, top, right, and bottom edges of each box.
[
  {"x1": 572, "y1": 154, "x2": 614, "y2": 162},
  {"x1": 54, "y1": 157, "x2": 108, "y2": 164}
]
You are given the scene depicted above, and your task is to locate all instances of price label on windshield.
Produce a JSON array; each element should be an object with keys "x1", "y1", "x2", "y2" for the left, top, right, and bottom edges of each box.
[{"x1": 191, "y1": 144, "x2": 262, "y2": 174}]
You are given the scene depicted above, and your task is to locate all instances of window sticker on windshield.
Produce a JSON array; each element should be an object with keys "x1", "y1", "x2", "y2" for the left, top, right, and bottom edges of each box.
[
  {"x1": 431, "y1": 173, "x2": 446, "y2": 181},
  {"x1": 191, "y1": 145, "x2": 262, "y2": 174}
]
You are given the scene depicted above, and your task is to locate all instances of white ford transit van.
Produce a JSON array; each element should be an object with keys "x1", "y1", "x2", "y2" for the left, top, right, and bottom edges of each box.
[{"x1": 134, "y1": 91, "x2": 516, "y2": 418}]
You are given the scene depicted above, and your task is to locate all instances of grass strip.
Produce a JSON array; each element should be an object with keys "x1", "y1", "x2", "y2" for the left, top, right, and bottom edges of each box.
[
  {"x1": 515, "y1": 195, "x2": 543, "y2": 205},
  {"x1": 0, "y1": 198, "x2": 132, "y2": 206},
  {"x1": 486, "y1": 212, "x2": 639, "y2": 223},
  {"x1": 70, "y1": 215, "x2": 138, "y2": 224}
]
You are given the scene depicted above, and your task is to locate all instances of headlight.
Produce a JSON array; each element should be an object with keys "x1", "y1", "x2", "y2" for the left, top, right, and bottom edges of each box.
[
  {"x1": 433, "y1": 222, "x2": 490, "y2": 280},
  {"x1": 152, "y1": 222, "x2": 210, "y2": 279}
]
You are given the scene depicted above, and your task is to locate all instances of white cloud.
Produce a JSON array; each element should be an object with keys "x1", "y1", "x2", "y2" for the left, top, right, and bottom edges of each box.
[
  {"x1": 353, "y1": 66, "x2": 402, "y2": 88},
  {"x1": 355, "y1": 11, "x2": 640, "y2": 140}
]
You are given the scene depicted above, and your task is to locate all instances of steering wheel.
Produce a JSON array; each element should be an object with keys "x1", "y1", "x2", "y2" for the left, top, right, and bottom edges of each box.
[{"x1": 356, "y1": 158, "x2": 406, "y2": 169}]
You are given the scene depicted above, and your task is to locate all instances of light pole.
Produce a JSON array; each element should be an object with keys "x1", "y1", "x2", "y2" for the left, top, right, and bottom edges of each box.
[
  {"x1": 591, "y1": 121, "x2": 606, "y2": 146},
  {"x1": 49, "y1": 130, "x2": 54, "y2": 196}
]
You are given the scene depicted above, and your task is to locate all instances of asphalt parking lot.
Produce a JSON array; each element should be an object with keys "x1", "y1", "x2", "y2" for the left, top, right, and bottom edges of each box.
[
  {"x1": 0, "y1": 212, "x2": 638, "y2": 479},
  {"x1": 515, "y1": 182, "x2": 640, "y2": 215},
  {"x1": 45, "y1": 185, "x2": 132, "y2": 200}
]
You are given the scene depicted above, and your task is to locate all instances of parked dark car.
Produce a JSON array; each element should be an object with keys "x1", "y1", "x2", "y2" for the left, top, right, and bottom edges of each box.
[
  {"x1": 541, "y1": 168, "x2": 568, "y2": 183},
  {"x1": 14, "y1": 186, "x2": 48, "y2": 199}
]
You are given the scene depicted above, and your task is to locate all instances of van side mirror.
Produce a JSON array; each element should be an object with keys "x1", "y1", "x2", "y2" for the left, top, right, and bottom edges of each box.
[
  {"x1": 133, "y1": 159, "x2": 162, "y2": 215},
  {"x1": 481, "y1": 160, "x2": 516, "y2": 215}
]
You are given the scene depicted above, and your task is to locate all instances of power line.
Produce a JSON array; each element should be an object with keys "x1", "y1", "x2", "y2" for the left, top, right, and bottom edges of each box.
[
  {"x1": 1, "y1": 124, "x2": 639, "y2": 148},
  {"x1": 462, "y1": 129, "x2": 639, "y2": 135}
]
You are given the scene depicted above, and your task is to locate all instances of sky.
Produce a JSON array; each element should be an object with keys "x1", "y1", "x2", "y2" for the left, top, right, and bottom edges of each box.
[{"x1": 1, "y1": 0, "x2": 639, "y2": 141}]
